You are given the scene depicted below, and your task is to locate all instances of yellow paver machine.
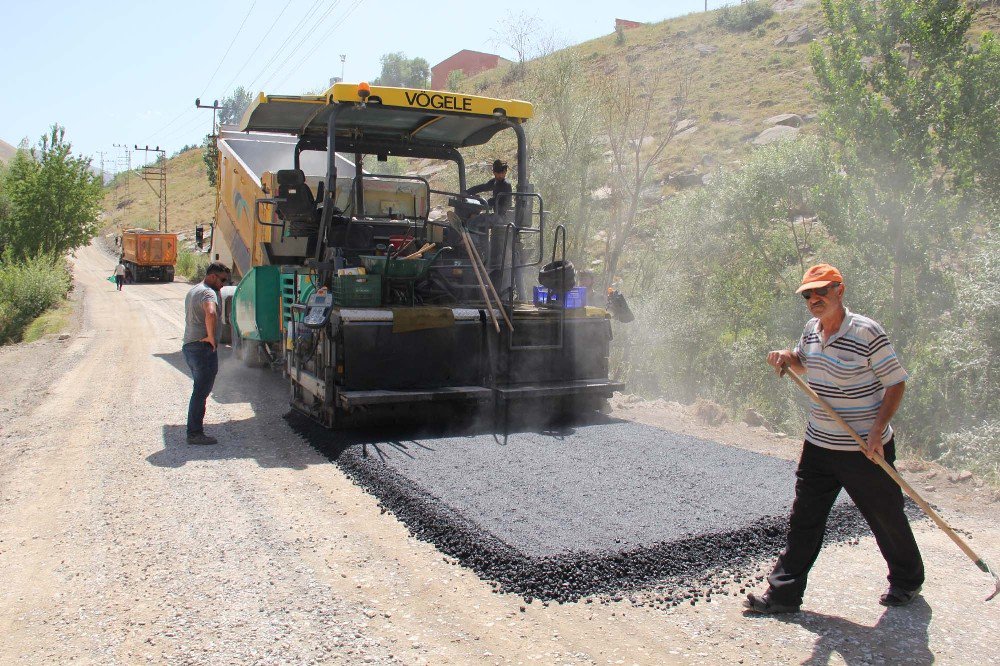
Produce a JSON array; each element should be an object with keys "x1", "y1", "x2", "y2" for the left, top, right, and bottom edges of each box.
[{"x1": 219, "y1": 82, "x2": 622, "y2": 427}]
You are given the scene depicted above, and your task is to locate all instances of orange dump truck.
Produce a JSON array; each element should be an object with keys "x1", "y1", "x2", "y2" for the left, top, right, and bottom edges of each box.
[{"x1": 121, "y1": 229, "x2": 177, "y2": 282}]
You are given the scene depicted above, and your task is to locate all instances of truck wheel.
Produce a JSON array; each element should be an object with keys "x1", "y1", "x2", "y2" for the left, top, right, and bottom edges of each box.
[{"x1": 163, "y1": 268, "x2": 174, "y2": 283}]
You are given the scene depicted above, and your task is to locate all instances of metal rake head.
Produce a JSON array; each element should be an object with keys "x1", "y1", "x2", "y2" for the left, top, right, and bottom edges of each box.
[{"x1": 979, "y1": 559, "x2": 999, "y2": 602}]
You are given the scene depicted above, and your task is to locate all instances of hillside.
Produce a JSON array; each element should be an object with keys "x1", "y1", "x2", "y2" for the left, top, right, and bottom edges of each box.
[
  {"x1": 101, "y1": 0, "x2": 1000, "y2": 231},
  {"x1": 460, "y1": 0, "x2": 999, "y2": 190},
  {"x1": 102, "y1": 147, "x2": 214, "y2": 237},
  {"x1": 0, "y1": 138, "x2": 18, "y2": 164}
]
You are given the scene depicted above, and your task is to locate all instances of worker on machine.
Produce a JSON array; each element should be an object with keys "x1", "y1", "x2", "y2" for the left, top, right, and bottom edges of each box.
[
  {"x1": 465, "y1": 159, "x2": 512, "y2": 215},
  {"x1": 463, "y1": 159, "x2": 522, "y2": 298}
]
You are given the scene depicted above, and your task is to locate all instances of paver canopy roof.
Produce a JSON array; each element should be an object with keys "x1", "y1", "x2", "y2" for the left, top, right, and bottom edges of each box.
[{"x1": 239, "y1": 83, "x2": 533, "y2": 150}]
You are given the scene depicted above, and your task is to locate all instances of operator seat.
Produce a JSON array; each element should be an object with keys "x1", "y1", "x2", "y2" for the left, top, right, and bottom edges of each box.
[{"x1": 274, "y1": 169, "x2": 318, "y2": 233}]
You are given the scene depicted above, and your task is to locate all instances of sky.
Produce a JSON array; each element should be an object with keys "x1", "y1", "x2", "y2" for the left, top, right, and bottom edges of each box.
[{"x1": 1, "y1": 0, "x2": 735, "y2": 173}]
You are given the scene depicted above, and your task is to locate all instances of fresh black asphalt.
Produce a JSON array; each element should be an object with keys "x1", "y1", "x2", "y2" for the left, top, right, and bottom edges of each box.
[
  {"x1": 290, "y1": 414, "x2": 913, "y2": 605},
  {"x1": 352, "y1": 420, "x2": 807, "y2": 556}
]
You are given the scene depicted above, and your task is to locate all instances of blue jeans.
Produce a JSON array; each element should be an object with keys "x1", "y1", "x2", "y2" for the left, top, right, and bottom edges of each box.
[{"x1": 182, "y1": 342, "x2": 218, "y2": 435}]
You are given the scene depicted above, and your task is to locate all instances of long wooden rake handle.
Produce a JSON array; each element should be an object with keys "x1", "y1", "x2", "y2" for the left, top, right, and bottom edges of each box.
[
  {"x1": 462, "y1": 230, "x2": 514, "y2": 332},
  {"x1": 459, "y1": 232, "x2": 500, "y2": 333},
  {"x1": 782, "y1": 368, "x2": 999, "y2": 601}
]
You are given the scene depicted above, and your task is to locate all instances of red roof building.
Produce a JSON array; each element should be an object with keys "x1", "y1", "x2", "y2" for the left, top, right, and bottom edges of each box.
[
  {"x1": 431, "y1": 50, "x2": 509, "y2": 90},
  {"x1": 615, "y1": 18, "x2": 644, "y2": 31}
]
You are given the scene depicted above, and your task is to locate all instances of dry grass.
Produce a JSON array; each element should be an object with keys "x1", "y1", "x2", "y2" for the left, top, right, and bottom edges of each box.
[
  {"x1": 102, "y1": 148, "x2": 215, "y2": 238},
  {"x1": 22, "y1": 297, "x2": 74, "y2": 343}
]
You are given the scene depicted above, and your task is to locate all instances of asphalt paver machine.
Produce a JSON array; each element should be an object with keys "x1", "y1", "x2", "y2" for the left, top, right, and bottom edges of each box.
[{"x1": 228, "y1": 82, "x2": 623, "y2": 427}]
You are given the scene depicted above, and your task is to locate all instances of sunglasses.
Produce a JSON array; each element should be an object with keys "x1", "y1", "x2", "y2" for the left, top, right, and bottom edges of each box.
[{"x1": 801, "y1": 283, "x2": 839, "y2": 299}]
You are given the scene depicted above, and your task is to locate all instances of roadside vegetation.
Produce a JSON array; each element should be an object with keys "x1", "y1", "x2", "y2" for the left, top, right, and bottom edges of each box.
[
  {"x1": 175, "y1": 248, "x2": 210, "y2": 281},
  {"x1": 0, "y1": 126, "x2": 100, "y2": 344},
  {"x1": 461, "y1": 0, "x2": 1000, "y2": 475}
]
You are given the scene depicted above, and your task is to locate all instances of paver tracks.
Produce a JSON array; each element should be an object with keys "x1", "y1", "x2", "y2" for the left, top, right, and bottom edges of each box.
[{"x1": 0, "y1": 241, "x2": 997, "y2": 664}]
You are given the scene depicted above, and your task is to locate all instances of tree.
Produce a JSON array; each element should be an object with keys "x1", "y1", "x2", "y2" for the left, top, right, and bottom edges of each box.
[
  {"x1": 595, "y1": 72, "x2": 689, "y2": 290},
  {"x1": 201, "y1": 86, "x2": 254, "y2": 188},
  {"x1": 372, "y1": 53, "x2": 430, "y2": 88},
  {"x1": 810, "y1": 0, "x2": 1000, "y2": 326},
  {"x1": 219, "y1": 86, "x2": 254, "y2": 126},
  {"x1": 0, "y1": 125, "x2": 102, "y2": 260},
  {"x1": 202, "y1": 134, "x2": 219, "y2": 188},
  {"x1": 528, "y1": 51, "x2": 600, "y2": 262},
  {"x1": 616, "y1": 139, "x2": 856, "y2": 417},
  {"x1": 493, "y1": 12, "x2": 541, "y2": 80},
  {"x1": 446, "y1": 69, "x2": 466, "y2": 92}
]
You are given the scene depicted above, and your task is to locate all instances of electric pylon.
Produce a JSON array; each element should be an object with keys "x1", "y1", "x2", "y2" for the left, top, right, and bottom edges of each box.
[{"x1": 135, "y1": 145, "x2": 167, "y2": 232}]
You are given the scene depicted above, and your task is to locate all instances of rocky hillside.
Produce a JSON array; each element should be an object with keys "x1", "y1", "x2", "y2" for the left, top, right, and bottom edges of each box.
[
  {"x1": 461, "y1": 0, "x2": 999, "y2": 194},
  {"x1": 101, "y1": 0, "x2": 1000, "y2": 228}
]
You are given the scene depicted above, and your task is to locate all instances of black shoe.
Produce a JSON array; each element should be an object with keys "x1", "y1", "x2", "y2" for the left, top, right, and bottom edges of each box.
[
  {"x1": 744, "y1": 591, "x2": 800, "y2": 614},
  {"x1": 186, "y1": 433, "x2": 218, "y2": 446},
  {"x1": 879, "y1": 586, "x2": 921, "y2": 607}
]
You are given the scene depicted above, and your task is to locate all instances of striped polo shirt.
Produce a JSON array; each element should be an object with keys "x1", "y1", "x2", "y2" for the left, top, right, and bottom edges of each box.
[{"x1": 794, "y1": 308, "x2": 909, "y2": 451}]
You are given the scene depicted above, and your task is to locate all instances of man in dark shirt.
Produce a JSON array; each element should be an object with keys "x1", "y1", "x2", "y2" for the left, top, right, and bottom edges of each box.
[
  {"x1": 463, "y1": 159, "x2": 522, "y2": 296},
  {"x1": 466, "y1": 159, "x2": 513, "y2": 215}
]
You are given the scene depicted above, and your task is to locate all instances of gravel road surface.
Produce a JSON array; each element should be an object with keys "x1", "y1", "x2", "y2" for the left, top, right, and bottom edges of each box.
[{"x1": 0, "y1": 241, "x2": 997, "y2": 664}]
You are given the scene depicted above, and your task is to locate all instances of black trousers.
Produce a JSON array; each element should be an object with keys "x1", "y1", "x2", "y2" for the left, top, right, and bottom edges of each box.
[{"x1": 767, "y1": 439, "x2": 924, "y2": 605}]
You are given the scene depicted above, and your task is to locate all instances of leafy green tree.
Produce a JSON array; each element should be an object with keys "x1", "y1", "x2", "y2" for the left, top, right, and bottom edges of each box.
[
  {"x1": 528, "y1": 51, "x2": 600, "y2": 262},
  {"x1": 372, "y1": 53, "x2": 430, "y2": 88},
  {"x1": 202, "y1": 133, "x2": 219, "y2": 187},
  {"x1": 202, "y1": 86, "x2": 254, "y2": 188},
  {"x1": 219, "y1": 86, "x2": 254, "y2": 126},
  {"x1": 0, "y1": 125, "x2": 102, "y2": 260},
  {"x1": 810, "y1": 0, "x2": 1000, "y2": 325}
]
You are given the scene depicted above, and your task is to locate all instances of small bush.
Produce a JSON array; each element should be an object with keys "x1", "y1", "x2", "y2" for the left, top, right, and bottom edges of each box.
[
  {"x1": 0, "y1": 254, "x2": 72, "y2": 344},
  {"x1": 615, "y1": 24, "x2": 626, "y2": 46},
  {"x1": 717, "y1": 1, "x2": 774, "y2": 32},
  {"x1": 176, "y1": 250, "x2": 210, "y2": 282},
  {"x1": 938, "y1": 421, "x2": 1000, "y2": 484}
]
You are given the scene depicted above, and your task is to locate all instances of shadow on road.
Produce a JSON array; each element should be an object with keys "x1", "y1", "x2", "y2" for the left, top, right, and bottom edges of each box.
[
  {"x1": 768, "y1": 599, "x2": 933, "y2": 665},
  {"x1": 150, "y1": 343, "x2": 626, "y2": 470},
  {"x1": 152, "y1": 419, "x2": 314, "y2": 470}
]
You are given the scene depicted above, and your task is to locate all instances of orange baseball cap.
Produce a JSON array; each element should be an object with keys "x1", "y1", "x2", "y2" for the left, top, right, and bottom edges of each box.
[{"x1": 796, "y1": 263, "x2": 844, "y2": 293}]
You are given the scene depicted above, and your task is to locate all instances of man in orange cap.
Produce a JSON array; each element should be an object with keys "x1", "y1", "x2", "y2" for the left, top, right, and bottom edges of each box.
[{"x1": 745, "y1": 263, "x2": 924, "y2": 614}]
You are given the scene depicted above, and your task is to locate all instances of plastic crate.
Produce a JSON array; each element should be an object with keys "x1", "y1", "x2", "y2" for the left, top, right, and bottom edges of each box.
[
  {"x1": 360, "y1": 255, "x2": 386, "y2": 275},
  {"x1": 532, "y1": 285, "x2": 587, "y2": 309},
  {"x1": 331, "y1": 275, "x2": 382, "y2": 307},
  {"x1": 385, "y1": 257, "x2": 431, "y2": 278}
]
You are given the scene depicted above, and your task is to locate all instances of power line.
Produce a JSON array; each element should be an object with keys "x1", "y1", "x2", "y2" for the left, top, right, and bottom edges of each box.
[
  {"x1": 245, "y1": 0, "x2": 325, "y2": 92},
  {"x1": 219, "y1": 0, "x2": 295, "y2": 99},
  {"x1": 258, "y1": 0, "x2": 344, "y2": 91},
  {"x1": 157, "y1": 112, "x2": 210, "y2": 145},
  {"x1": 271, "y1": 0, "x2": 365, "y2": 91},
  {"x1": 146, "y1": 106, "x2": 199, "y2": 143},
  {"x1": 200, "y1": 0, "x2": 258, "y2": 99},
  {"x1": 259, "y1": 0, "x2": 343, "y2": 90}
]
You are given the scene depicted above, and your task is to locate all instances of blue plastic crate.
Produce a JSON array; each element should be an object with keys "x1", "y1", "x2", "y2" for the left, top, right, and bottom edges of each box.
[{"x1": 533, "y1": 285, "x2": 587, "y2": 309}]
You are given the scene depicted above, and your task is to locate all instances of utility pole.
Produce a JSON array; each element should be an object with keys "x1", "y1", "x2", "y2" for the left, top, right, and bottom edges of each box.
[
  {"x1": 96, "y1": 150, "x2": 107, "y2": 185},
  {"x1": 340, "y1": 54, "x2": 346, "y2": 81},
  {"x1": 135, "y1": 145, "x2": 167, "y2": 232},
  {"x1": 113, "y1": 143, "x2": 132, "y2": 232},
  {"x1": 196, "y1": 98, "x2": 223, "y2": 255}
]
